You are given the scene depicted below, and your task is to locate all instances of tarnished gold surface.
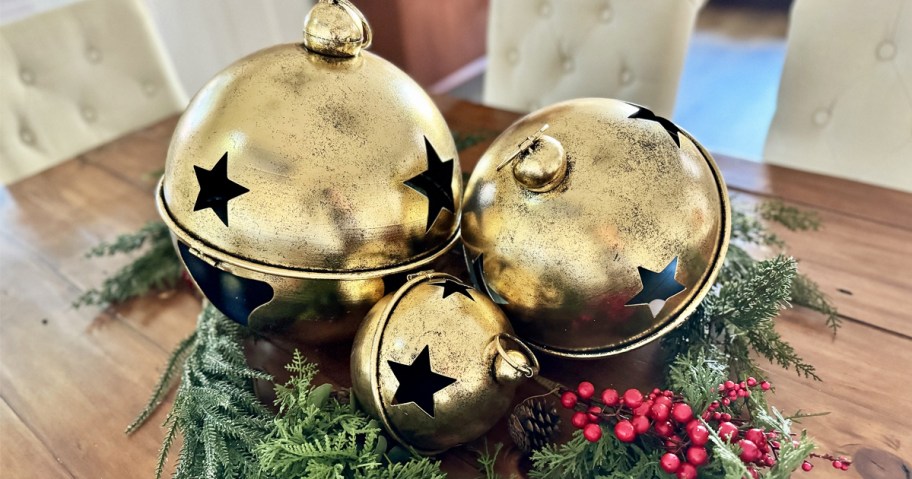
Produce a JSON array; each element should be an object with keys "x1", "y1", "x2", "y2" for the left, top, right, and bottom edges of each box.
[
  {"x1": 462, "y1": 98, "x2": 730, "y2": 358},
  {"x1": 351, "y1": 272, "x2": 538, "y2": 454},
  {"x1": 303, "y1": 0, "x2": 372, "y2": 57},
  {"x1": 156, "y1": 0, "x2": 461, "y2": 339}
]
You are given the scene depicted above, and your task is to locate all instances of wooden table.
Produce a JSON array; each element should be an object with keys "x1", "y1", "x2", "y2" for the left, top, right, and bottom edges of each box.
[{"x1": 2, "y1": 97, "x2": 910, "y2": 479}]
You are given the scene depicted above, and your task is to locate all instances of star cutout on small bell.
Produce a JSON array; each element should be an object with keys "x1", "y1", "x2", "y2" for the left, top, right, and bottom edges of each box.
[
  {"x1": 430, "y1": 278, "x2": 474, "y2": 301},
  {"x1": 627, "y1": 104, "x2": 682, "y2": 148},
  {"x1": 388, "y1": 345, "x2": 457, "y2": 418},
  {"x1": 625, "y1": 257, "x2": 686, "y2": 318},
  {"x1": 193, "y1": 152, "x2": 249, "y2": 226},
  {"x1": 404, "y1": 137, "x2": 456, "y2": 232}
]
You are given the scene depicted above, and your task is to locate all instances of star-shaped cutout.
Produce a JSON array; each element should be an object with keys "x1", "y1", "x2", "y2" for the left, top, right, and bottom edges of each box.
[
  {"x1": 193, "y1": 152, "x2": 249, "y2": 226},
  {"x1": 467, "y1": 250, "x2": 508, "y2": 305},
  {"x1": 625, "y1": 257, "x2": 686, "y2": 318},
  {"x1": 387, "y1": 345, "x2": 457, "y2": 418},
  {"x1": 430, "y1": 278, "x2": 475, "y2": 301},
  {"x1": 404, "y1": 137, "x2": 456, "y2": 232},
  {"x1": 627, "y1": 105, "x2": 682, "y2": 148}
]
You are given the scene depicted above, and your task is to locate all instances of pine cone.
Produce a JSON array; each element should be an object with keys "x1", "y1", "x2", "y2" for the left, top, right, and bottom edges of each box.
[{"x1": 508, "y1": 398, "x2": 561, "y2": 455}]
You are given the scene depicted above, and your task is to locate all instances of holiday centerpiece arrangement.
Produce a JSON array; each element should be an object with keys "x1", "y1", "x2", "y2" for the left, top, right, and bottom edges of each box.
[{"x1": 77, "y1": 1, "x2": 851, "y2": 477}]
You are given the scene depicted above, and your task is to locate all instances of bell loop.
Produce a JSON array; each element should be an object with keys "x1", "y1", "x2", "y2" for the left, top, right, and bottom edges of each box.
[{"x1": 494, "y1": 333, "x2": 539, "y2": 379}]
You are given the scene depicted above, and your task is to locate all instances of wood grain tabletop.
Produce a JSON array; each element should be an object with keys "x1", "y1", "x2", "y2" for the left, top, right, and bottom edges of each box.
[{"x1": 1, "y1": 97, "x2": 910, "y2": 479}]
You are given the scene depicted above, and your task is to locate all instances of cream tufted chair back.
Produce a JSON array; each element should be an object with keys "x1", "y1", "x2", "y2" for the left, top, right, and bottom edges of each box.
[
  {"x1": 0, "y1": 0, "x2": 186, "y2": 184},
  {"x1": 764, "y1": 0, "x2": 912, "y2": 192},
  {"x1": 483, "y1": 0, "x2": 706, "y2": 116}
]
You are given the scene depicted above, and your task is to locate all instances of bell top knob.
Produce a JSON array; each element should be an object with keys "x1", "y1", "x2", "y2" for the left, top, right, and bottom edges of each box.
[
  {"x1": 497, "y1": 124, "x2": 568, "y2": 193},
  {"x1": 492, "y1": 334, "x2": 539, "y2": 385},
  {"x1": 303, "y1": 0, "x2": 372, "y2": 57}
]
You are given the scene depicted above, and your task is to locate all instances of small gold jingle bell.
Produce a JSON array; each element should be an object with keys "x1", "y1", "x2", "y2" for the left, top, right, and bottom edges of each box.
[
  {"x1": 351, "y1": 271, "x2": 539, "y2": 454},
  {"x1": 462, "y1": 98, "x2": 731, "y2": 358},
  {"x1": 156, "y1": 0, "x2": 461, "y2": 342}
]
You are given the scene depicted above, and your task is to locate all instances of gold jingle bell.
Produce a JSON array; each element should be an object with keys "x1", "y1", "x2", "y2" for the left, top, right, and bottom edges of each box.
[
  {"x1": 462, "y1": 98, "x2": 731, "y2": 358},
  {"x1": 351, "y1": 271, "x2": 539, "y2": 454},
  {"x1": 156, "y1": 0, "x2": 462, "y2": 342}
]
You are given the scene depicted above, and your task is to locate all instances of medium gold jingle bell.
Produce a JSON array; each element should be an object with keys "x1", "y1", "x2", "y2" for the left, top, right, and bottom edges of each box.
[
  {"x1": 462, "y1": 98, "x2": 731, "y2": 358},
  {"x1": 351, "y1": 271, "x2": 539, "y2": 454},
  {"x1": 156, "y1": 0, "x2": 461, "y2": 342}
]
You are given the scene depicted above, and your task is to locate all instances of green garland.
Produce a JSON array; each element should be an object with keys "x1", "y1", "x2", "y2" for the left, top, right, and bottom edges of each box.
[{"x1": 85, "y1": 197, "x2": 841, "y2": 478}]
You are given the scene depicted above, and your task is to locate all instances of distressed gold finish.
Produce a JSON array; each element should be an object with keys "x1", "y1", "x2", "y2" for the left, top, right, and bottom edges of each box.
[
  {"x1": 156, "y1": 0, "x2": 461, "y2": 341},
  {"x1": 462, "y1": 98, "x2": 730, "y2": 358},
  {"x1": 351, "y1": 272, "x2": 539, "y2": 454}
]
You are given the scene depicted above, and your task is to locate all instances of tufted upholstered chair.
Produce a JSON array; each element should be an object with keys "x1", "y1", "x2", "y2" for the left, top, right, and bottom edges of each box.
[
  {"x1": 0, "y1": 0, "x2": 186, "y2": 184},
  {"x1": 483, "y1": 0, "x2": 706, "y2": 116},
  {"x1": 764, "y1": 0, "x2": 912, "y2": 192}
]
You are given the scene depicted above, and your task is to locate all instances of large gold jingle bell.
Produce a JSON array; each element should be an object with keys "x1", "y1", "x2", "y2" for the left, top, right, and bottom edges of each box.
[
  {"x1": 462, "y1": 98, "x2": 731, "y2": 358},
  {"x1": 155, "y1": 0, "x2": 462, "y2": 342},
  {"x1": 351, "y1": 271, "x2": 539, "y2": 454}
]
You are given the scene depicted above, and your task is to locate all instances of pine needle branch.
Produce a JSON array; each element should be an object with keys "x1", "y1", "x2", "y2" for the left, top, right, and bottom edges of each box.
[
  {"x1": 73, "y1": 221, "x2": 183, "y2": 308},
  {"x1": 126, "y1": 330, "x2": 197, "y2": 434}
]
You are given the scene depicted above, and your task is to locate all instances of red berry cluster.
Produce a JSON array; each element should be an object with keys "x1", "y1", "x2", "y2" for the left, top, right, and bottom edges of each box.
[{"x1": 557, "y1": 378, "x2": 851, "y2": 478}]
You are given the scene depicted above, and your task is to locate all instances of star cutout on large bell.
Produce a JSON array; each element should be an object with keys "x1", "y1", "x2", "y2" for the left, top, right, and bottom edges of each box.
[
  {"x1": 404, "y1": 137, "x2": 456, "y2": 232},
  {"x1": 627, "y1": 105, "x2": 682, "y2": 148},
  {"x1": 193, "y1": 152, "x2": 249, "y2": 226},
  {"x1": 625, "y1": 257, "x2": 686, "y2": 318},
  {"x1": 388, "y1": 345, "x2": 457, "y2": 418},
  {"x1": 430, "y1": 278, "x2": 475, "y2": 301}
]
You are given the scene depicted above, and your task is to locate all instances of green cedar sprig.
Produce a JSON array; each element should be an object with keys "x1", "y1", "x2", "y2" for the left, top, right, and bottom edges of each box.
[
  {"x1": 255, "y1": 350, "x2": 445, "y2": 479},
  {"x1": 73, "y1": 221, "x2": 183, "y2": 308},
  {"x1": 140, "y1": 304, "x2": 274, "y2": 479}
]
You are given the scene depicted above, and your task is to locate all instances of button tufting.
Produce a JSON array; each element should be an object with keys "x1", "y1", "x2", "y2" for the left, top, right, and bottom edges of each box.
[
  {"x1": 562, "y1": 58, "x2": 574, "y2": 73},
  {"x1": 539, "y1": 1, "x2": 552, "y2": 17},
  {"x1": 620, "y1": 69, "x2": 633, "y2": 85},
  {"x1": 86, "y1": 46, "x2": 102, "y2": 63},
  {"x1": 507, "y1": 48, "x2": 519, "y2": 64},
  {"x1": 600, "y1": 4, "x2": 613, "y2": 22},
  {"x1": 81, "y1": 106, "x2": 97, "y2": 122},
  {"x1": 20, "y1": 69, "x2": 35, "y2": 84},
  {"x1": 20, "y1": 128, "x2": 35, "y2": 145},
  {"x1": 813, "y1": 108, "x2": 830, "y2": 126},
  {"x1": 142, "y1": 81, "x2": 159, "y2": 96},
  {"x1": 877, "y1": 41, "x2": 896, "y2": 61}
]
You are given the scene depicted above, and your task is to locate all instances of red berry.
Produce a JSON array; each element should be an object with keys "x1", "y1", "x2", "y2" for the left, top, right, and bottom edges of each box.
[
  {"x1": 601, "y1": 388, "x2": 619, "y2": 406},
  {"x1": 663, "y1": 390, "x2": 674, "y2": 397},
  {"x1": 712, "y1": 412, "x2": 722, "y2": 420},
  {"x1": 801, "y1": 461, "x2": 813, "y2": 471},
  {"x1": 738, "y1": 439, "x2": 761, "y2": 462},
  {"x1": 583, "y1": 423, "x2": 602, "y2": 442},
  {"x1": 722, "y1": 398, "x2": 731, "y2": 406},
  {"x1": 832, "y1": 460, "x2": 843, "y2": 469},
  {"x1": 724, "y1": 380, "x2": 735, "y2": 390},
  {"x1": 660, "y1": 453, "x2": 681, "y2": 474},
  {"x1": 631, "y1": 415, "x2": 650, "y2": 434},
  {"x1": 721, "y1": 413, "x2": 732, "y2": 422},
  {"x1": 577, "y1": 381, "x2": 595, "y2": 400},
  {"x1": 689, "y1": 424, "x2": 710, "y2": 446},
  {"x1": 614, "y1": 420, "x2": 636, "y2": 442},
  {"x1": 747, "y1": 377, "x2": 757, "y2": 387},
  {"x1": 571, "y1": 411, "x2": 588, "y2": 429},
  {"x1": 677, "y1": 463, "x2": 697, "y2": 479},
  {"x1": 671, "y1": 403, "x2": 693, "y2": 423},
  {"x1": 685, "y1": 419, "x2": 700, "y2": 434},
  {"x1": 560, "y1": 391, "x2": 578, "y2": 408},
  {"x1": 654, "y1": 395, "x2": 673, "y2": 408},
  {"x1": 760, "y1": 381, "x2": 771, "y2": 391},
  {"x1": 588, "y1": 405, "x2": 602, "y2": 422},
  {"x1": 633, "y1": 401, "x2": 652, "y2": 417},
  {"x1": 655, "y1": 420, "x2": 674, "y2": 437},
  {"x1": 739, "y1": 381, "x2": 747, "y2": 389},
  {"x1": 747, "y1": 467, "x2": 759, "y2": 479},
  {"x1": 651, "y1": 403, "x2": 670, "y2": 421},
  {"x1": 841, "y1": 464, "x2": 849, "y2": 471},
  {"x1": 744, "y1": 428, "x2": 765, "y2": 445},
  {"x1": 686, "y1": 446, "x2": 708, "y2": 466},
  {"x1": 718, "y1": 421, "x2": 739, "y2": 441},
  {"x1": 623, "y1": 389, "x2": 643, "y2": 408}
]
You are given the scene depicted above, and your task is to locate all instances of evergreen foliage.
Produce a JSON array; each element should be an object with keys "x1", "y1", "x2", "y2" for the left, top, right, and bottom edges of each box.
[
  {"x1": 143, "y1": 304, "x2": 274, "y2": 479},
  {"x1": 255, "y1": 350, "x2": 445, "y2": 479},
  {"x1": 73, "y1": 221, "x2": 183, "y2": 308}
]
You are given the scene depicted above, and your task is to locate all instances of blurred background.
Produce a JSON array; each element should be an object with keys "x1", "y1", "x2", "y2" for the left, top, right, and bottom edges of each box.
[{"x1": 2, "y1": 0, "x2": 909, "y2": 190}]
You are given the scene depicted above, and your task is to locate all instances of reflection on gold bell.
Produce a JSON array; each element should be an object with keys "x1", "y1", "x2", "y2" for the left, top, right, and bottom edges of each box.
[
  {"x1": 351, "y1": 271, "x2": 539, "y2": 454},
  {"x1": 462, "y1": 98, "x2": 731, "y2": 358},
  {"x1": 155, "y1": 0, "x2": 461, "y2": 342}
]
